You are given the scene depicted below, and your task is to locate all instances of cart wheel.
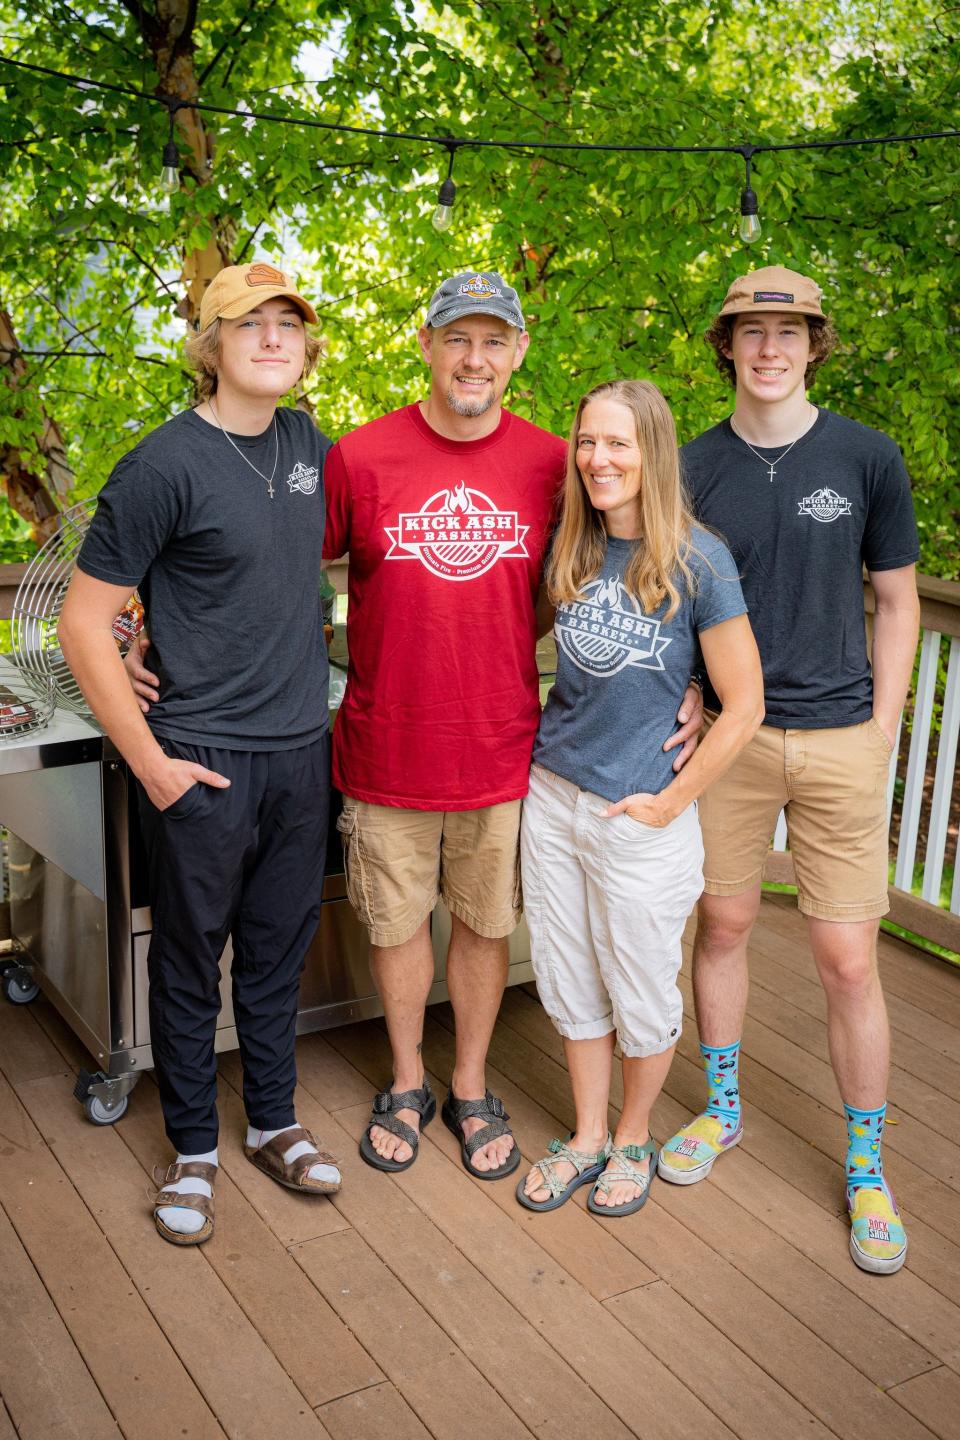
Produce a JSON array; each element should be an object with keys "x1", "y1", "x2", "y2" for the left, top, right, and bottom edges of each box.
[
  {"x1": 3, "y1": 971, "x2": 40, "y2": 1005},
  {"x1": 84, "y1": 1093, "x2": 129, "y2": 1126}
]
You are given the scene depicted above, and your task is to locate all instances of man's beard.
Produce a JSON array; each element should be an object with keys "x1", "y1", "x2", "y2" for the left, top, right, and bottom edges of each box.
[{"x1": 445, "y1": 384, "x2": 496, "y2": 418}]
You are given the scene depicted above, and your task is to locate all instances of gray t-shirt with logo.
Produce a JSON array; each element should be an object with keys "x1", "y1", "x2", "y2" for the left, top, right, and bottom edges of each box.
[
  {"x1": 78, "y1": 406, "x2": 330, "y2": 749},
  {"x1": 682, "y1": 408, "x2": 919, "y2": 729},
  {"x1": 533, "y1": 528, "x2": 747, "y2": 803}
]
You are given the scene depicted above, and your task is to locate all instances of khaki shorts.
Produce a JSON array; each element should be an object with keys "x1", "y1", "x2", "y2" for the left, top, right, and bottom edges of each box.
[
  {"x1": 336, "y1": 796, "x2": 523, "y2": 947},
  {"x1": 698, "y1": 712, "x2": 892, "y2": 922}
]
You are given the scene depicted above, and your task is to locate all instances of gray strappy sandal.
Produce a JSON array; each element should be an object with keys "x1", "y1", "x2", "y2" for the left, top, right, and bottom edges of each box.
[
  {"x1": 442, "y1": 1089, "x2": 522, "y2": 1181},
  {"x1": 359, "y1": 1081, "x2": 436, "y2": 1172}
]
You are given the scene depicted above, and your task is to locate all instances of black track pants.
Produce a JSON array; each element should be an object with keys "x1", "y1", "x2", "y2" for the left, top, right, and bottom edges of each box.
[{"x1": 137, "y1": 733, "x2": 330, "y2": 1153}]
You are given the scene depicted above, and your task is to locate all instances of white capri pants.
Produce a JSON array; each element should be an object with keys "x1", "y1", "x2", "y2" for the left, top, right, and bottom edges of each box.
[{"x1": 520, "y1": 764, "x2": 705, "y2": 1057}]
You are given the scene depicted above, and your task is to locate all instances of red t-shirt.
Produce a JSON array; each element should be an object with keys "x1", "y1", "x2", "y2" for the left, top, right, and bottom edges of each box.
[{"x1": 324, "y1": 403, "x2": 566, "y2": 809}]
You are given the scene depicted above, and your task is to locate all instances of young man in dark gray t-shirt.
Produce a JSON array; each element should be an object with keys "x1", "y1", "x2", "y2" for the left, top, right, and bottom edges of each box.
[
  {"x1": 60, "y1": 263, "x2": 342, "y2": 1247},
  {"x1": 658, "y1": 266, "x2": 920, "y2": 1276}
]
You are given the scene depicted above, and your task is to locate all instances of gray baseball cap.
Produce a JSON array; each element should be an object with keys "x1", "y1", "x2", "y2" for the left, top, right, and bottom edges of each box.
[{"x1": 425, "y1": 270, "x2": 525, "y2": 331}]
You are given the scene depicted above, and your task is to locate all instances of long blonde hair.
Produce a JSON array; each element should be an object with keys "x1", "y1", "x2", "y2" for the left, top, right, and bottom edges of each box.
[
  {"x1": 185, "y1": 317, "x2": 322, "y2": 402},
  {"x1": 546, "y1": 379, "x2": 697, "y2": 622}
]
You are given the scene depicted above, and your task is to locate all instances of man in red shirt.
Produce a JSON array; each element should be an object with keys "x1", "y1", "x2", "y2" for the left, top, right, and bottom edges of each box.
[{"x1": 325, "y1": 271, "x2": 702, "y2": 1178}]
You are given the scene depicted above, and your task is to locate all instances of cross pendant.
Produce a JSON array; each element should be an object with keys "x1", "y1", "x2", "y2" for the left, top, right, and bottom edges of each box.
[
  {"x1": 767, "y1": 465, "x2": 776, "y2": 483},
  {"x1": 268, "y1": 478, "x2": 275, "y2": 500}
]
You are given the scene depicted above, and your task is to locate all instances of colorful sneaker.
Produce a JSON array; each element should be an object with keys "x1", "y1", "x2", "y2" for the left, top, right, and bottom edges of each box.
[
  {"x1": 657, "y1": 1113, "x2": 743, "y2": 1185},
  {"x1": 848, "y1": 1180, "x2": 907, "y2": 1274}
]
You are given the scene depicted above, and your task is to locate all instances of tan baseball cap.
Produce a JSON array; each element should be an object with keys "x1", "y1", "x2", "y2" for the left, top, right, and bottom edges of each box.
[
  {"x1": 198, "y1": 261, "x2": 318, "y2": 332},
  {"x1": 719, "y1": 265, "x2": 825, "y2": 319}
]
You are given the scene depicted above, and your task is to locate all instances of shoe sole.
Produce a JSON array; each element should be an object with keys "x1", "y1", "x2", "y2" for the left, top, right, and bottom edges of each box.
[
  {"x1": 850, "y1": 1231, "x2": 908, "y2": 1274},
  {"x1": 154, "y1": 1214, "x2": 213, "y2": 1246},
  {"x1": 657, "y1": 1129, "x2": 742, "y2": 1186}
]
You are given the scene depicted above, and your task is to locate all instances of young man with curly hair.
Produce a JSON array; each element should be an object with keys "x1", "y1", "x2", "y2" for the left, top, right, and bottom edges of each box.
[
  {"x1": 660, "y1": 266, "x2": 921, "y2": 1276},
  {"x1": 60, "y1": 263, "x2": 342, "y2": 1246}
]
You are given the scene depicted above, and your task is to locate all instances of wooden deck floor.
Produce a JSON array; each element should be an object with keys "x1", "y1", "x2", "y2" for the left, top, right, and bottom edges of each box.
[{"x1": 1, "y1": 893, "x2": 958, "y2": 1440}]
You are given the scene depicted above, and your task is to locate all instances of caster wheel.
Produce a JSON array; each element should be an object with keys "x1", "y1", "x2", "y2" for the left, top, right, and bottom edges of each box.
[
  {"x1": 84, "y1": 1093, "x2": 129, "y2": 1126},
  {"x1": 3, "y1": 971, "x2": 39, "y2": 1004}
]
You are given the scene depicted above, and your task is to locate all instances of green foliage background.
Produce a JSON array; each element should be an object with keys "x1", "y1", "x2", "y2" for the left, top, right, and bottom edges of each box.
[{"x1": 1, "y1": 0, "x2": 957, "y2": 575}]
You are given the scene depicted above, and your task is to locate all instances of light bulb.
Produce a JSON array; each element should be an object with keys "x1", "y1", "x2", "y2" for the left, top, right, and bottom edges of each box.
[
  {"x1": 739, "y1": 184, "x2": 761, "y2": 244},
  {"x1": 431, "y1": 176, "x2": 456, "y2": 232},
  {"x1": 159, "y1": 137, "x2": 180, "y2": 195}
]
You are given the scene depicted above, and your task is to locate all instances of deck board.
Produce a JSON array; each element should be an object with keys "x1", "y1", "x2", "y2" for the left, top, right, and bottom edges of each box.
[{"x1": 0, "y1": 895, "x2": 955, "y2": 1440}]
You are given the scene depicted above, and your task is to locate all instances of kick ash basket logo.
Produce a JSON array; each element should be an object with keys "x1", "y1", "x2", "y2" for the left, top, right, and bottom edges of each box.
[
  {"x1": 287, "y1": 461, "x2": 319, "y2": 495},
  {"x1": 384, "y1": 483, "x2": 528, "y2": 581},
  {"x1": 798, "y1": 486, "x2": 852, "y2": 523},
  {"x1": 555, "y1": 575, "x2": 672, "y2": 677}
]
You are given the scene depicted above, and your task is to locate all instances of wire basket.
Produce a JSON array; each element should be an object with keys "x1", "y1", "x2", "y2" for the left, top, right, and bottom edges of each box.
[
  {"x1": 11, "y1": 499, "x2": 96, "y2": 716},
  {"x1": 0, "y1": 674, "x2": 57, "y2": 744}
]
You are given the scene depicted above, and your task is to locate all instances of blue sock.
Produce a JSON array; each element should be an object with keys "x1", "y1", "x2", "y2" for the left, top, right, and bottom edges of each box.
[
  {"x1": 844, "y1": 1101, "x2": 886, "y2": 1192},
  {"x1": 702, "y1": 1041, "x2": 741, "y2": 1134}
]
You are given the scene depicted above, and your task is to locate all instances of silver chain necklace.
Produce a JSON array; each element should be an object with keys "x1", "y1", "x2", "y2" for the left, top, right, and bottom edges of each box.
[
  {"x1": 729, "y1": 409, "x2": 816, "y2": 484},
  {"x1": 208, "y1": 400, "x2": 279, "y2": 499}
]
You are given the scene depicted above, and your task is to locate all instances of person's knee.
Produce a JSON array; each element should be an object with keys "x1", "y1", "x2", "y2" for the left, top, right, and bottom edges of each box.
[
  {"x1": 816, "y1": 944, "x2": 878, "y2": 998},
  {"x1": 695, "y1": 892, "x2": 758, "y2": 955}
]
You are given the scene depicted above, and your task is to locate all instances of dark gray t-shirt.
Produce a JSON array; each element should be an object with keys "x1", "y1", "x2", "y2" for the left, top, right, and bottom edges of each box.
[
  {"x1": 78, "y1": 406, "x2": 330, "y2": 749},
  {"x1": 533, "y1": 528, "x2": 747, "y2": 803},
  {"x1": 682, "y1": 409, "x2": 919, "y2": 730}
]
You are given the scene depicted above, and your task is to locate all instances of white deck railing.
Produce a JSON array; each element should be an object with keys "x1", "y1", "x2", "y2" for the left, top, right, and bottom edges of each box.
[{"x1": 768, "y1": 574, "x2": 960, "y2": 956}]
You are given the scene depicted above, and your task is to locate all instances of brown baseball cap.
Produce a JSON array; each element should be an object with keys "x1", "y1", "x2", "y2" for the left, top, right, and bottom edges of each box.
[
  {"x1": 198, "y1": 261, "x2": 318, "y2": 332},
  {"x1": 719, "y1": 265, "x2": 825, "y2": 319}
]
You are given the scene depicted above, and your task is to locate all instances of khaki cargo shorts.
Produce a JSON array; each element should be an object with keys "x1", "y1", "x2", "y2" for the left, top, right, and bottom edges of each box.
[
  {"x1": 698, "y1": 712, "x2": 892, "y2": 922},
  {"x1": 336, "y1": 796, "x2": 523, "y2": 947}
]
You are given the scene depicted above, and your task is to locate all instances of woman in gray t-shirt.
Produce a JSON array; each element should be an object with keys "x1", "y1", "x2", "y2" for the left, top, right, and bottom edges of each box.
[{"x1": 517, "y1": 379, "x2": 763, "y2": 1218}]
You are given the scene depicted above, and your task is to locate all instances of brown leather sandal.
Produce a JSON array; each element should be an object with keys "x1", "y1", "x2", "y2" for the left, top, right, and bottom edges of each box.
[
  {"x1": 243, "y1": 1125, "x2": 341, "y2": 1194},
  {"x1": 152, "y1": 1160, "x2": 217, "y2": 1246}
]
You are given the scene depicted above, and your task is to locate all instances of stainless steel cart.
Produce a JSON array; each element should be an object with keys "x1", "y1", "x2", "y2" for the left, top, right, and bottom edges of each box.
[{"x1": 0, "y1": 653, "x2": 537, "y2": 1123}]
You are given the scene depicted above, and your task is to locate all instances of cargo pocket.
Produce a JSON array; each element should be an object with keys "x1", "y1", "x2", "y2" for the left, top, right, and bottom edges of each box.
[
  {"x1": 336, "y1": 802, "x2": 373, "y2": 926},
  {"x1": 512, "y1": 850, "x2": 524, "y2": 917}
]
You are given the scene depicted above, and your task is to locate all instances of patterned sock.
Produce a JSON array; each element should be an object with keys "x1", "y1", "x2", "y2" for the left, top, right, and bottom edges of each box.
[
  {"x1": 702, "y1": 1041, "x2": 742, "y2": 1134},
  {"x1": 844, "y1": 1101, "x2": 886, "y2": 1192}
]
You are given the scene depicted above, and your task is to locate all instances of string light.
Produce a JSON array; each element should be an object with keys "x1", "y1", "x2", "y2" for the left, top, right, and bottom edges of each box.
[
  {"x1": 432, "y1": 141, "x2": 459, "y2": 232},
  {"x1": 2, "y1": 54, "x2": 958, "y2": 239},
  {"x1": 738, "y1": 145, "x2": 761, "y2": 245},
  {"x1": 158, "y1": 98, "x2": 181, "y2": 195}
]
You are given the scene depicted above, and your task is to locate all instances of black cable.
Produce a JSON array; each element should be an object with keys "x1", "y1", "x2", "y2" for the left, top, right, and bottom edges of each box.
[{"x1": 2, "y1": 53, "x2": 958, "y2": 160}]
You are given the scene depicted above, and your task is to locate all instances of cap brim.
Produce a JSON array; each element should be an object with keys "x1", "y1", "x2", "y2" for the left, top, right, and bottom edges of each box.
[
  {"x1": 214, "y1": 290, "x2": 318, "y2": 325},
  {"x1": 720, "y1": 300, "x2": 824, "y2": 318},
  {"x1": 429, "y1": 301, "x2": 524, "y2": 330}
]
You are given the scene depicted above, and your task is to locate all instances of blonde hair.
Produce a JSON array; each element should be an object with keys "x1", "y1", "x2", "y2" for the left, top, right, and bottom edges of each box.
[
  {"x1": 185, "y1": 316, "x2": 322, "y2": 402},
  {"x1": 547, "y1": 379, "x2": 698, "y2": 622}
]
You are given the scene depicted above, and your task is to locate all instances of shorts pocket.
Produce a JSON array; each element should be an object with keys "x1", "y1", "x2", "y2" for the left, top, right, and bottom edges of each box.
[
  {"x1": 616, "y1": 809, "x2": 660, "y2": 838},
  {"x1": 336, "y1": 802, "x2": 373, "y2": 925},
  {"x1": 866, "y1": 716, "x2": 894, "y2": 759}
]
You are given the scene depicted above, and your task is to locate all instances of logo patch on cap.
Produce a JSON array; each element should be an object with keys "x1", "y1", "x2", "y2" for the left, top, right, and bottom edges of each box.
[
  {"x1": 458, "y1": 275, "x2": 502, "y2": 301},
  {"x1": 753, "y1": 290, "x2": 794, "y2": 303},
  {"x1": 246, "y1": 263, "x2": 288, "y2": 288}
]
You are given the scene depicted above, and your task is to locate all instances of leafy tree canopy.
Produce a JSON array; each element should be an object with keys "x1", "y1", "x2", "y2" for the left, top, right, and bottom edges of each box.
[{"x1": 1, "y1": 0, "x2": 957, "y2": 573}]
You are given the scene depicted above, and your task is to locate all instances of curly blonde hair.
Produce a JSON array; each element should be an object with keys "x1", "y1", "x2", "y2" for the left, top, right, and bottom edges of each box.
[{"x1": 185, "y1": 316, "x2": 321, "y2": 402}]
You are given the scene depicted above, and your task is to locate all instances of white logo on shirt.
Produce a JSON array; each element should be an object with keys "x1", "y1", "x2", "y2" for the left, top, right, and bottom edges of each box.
[
  {"x1": 555, "y1": 575, "x2": 672, "y2": 677},
  {"x1": 287, "y1": 461, "x2": 319, "y2": 495},
  {"x1": 798, "y1": 487, "x2": 852, "y2": 523},
  {"x1": 384, "y1": 483, "x2": 529, "y2": 582}
]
